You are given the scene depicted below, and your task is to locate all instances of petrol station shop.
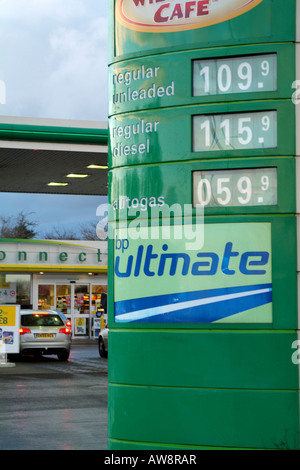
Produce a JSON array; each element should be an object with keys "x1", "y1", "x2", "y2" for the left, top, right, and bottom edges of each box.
[{"x1": 0, "y1": 239, "x2": 108, "y2": 339}]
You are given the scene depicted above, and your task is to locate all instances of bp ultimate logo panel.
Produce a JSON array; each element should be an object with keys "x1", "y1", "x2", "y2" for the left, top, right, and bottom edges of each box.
[{"x1": 114, "y1": 222, "x2": 272, "y2": 324}]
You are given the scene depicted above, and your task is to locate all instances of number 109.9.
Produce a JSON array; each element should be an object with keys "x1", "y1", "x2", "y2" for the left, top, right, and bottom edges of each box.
[{"x1": 193, "y1": 53, "x2": 277, "y2": 96}]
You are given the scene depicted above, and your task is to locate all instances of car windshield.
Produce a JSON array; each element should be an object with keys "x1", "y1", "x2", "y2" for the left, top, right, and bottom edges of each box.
[{"x1": 21, "y1": 313, "x2": 64, "y2": 327}]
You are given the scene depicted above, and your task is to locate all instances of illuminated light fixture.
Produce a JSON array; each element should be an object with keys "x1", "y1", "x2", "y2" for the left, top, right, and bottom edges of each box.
[
  {"x1": 47, "y1": 182, "x2": 69, "y2": 186},
  {"x1": 86, "y1": 165, "x2": 108, "y2": 169},
  {"x1": 66, "y1": 173, "x2": 89, "y2": 178}
]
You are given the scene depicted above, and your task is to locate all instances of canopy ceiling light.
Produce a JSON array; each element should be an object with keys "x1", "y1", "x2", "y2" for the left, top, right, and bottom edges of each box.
[
  {"x1": 47, "y1": 182, "x2": 69, "y2": 187},
  {"x1": 66, "y1": 173, "x2": 89, "y2": 178},
  {"x1": 86, "y1": 164, "x2": 108, "y2": 169}
]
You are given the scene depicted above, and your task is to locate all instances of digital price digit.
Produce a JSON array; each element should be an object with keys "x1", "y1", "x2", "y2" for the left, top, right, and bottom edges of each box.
[
  {"x1": 193, "y1": 168, "x2": 277, "y2": 208},
  {"x1": 193, "y1": 111, "x2": 277, "y2": 152},
  {"x1": 193, "y1": 53, "x2": 277, "y2": 96}
]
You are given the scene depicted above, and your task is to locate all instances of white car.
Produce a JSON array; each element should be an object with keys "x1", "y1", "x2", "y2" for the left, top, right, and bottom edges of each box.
[
  {"x1": 98, "y1": 327, "x2": 108, "y2": 358},
  {"x1": 19, "y1": 309, "x2": 72, "y2": 361}
]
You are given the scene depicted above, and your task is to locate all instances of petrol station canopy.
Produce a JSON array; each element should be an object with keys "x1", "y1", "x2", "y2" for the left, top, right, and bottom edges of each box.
[{"x1": 0, "y1": 116, "x2": 108, "y2": 196}]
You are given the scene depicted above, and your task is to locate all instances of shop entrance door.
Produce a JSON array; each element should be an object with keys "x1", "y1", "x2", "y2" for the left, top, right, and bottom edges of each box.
[
  {"x1": 55, "y1": 284, "x2": 90, "y2": 339},
  {"x1": 73, "y1": 284, "x2": 90, "y2": 338},
  {"x1": 38, "y1": 283, "x2": 90, "y2": 339}
]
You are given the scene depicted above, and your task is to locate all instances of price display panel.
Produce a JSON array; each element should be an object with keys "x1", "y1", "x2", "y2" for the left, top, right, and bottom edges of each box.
[
  {"x1": 193, "y1": 111, "x2": 277, "y2": 152},
  {"x1": 109, "y1": 44, "x2": 294, "y2": 116},
  {"x1": 193, "y1": 54, "x2": 277, "y2": 97},
  {"x1": 193, "y1": 168, "x2": 277, "y2": 208}
]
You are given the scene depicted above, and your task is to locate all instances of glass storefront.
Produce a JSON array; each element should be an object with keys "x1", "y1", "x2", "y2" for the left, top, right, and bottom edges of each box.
[{"x1": 0, "y1": 272, "x2": 107, "y2": 339}]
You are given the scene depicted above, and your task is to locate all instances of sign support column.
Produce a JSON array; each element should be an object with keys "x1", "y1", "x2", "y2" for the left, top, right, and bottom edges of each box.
[
  {"x1": 0, "y1": 305, "x2": 20, "y2": 367},
  {"x1": 108, "y1": 0, "x2": 299, "y2": 450}
]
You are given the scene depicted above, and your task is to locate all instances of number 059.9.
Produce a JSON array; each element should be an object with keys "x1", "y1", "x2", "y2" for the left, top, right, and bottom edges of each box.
[{"x1": 193, "y1": 168, "x2": 277, "y2": 208}]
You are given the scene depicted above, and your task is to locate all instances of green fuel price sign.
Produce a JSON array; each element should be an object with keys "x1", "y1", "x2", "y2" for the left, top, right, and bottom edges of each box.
[
  {"x1": 193, "y1": 53, "x2": 277, "y2": 96},
  {"x1": 193, "y1": 110, "x2": 277, "y2": 152},
  {"x1": 109, "y1": 0, "x2": 299, "y2": 453},
  {"x1": 111, "y1": 0, "x2": 295, "y2": 59},
  {"x1": 193, "y1": 167, "x2": 277, "y2": 208}
]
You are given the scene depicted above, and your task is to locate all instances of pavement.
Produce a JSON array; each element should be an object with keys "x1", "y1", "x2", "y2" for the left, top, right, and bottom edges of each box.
[{"x1": 0, "y1": 340, "x2": 108, "y2": 450}]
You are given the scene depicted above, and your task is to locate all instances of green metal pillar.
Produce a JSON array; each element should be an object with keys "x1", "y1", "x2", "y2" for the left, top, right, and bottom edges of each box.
[{"x1": 107, "y1": 0, "x2": 299, "y2": 450}]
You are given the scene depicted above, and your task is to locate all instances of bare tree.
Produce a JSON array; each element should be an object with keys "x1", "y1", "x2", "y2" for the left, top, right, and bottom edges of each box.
[
  {"x1": 43, "y1": 225, "x2": 78, "y2": 240},
  {"x1": 0, "y1": 212, "x2": 106, "y2": 241},
  {"x1": 0, "y1": 211, "x2": 38, "y2": 239},
  {"x1": 44, "y1": 221, "x2": 107, "y2": 241},
  {"x1": 79, "y1": 221, "x2": 98, "y2": 240}
]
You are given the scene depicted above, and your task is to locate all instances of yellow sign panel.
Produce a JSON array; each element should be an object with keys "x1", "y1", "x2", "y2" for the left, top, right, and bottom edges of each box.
[
  {"x1": 0, "y1": 283, "x2": 10, "y2": 288},
  {"x1": 0, "y1": 306, "x2": 17, "y2": 327},
  {"x1": 75, "y1": 317, "x2": 86, "y2": 335}
]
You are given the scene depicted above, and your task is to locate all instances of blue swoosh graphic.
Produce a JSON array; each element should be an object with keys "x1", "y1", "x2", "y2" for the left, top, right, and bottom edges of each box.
[{"x1": 115, "y1": 284, "x2": 272, "y2": 323}]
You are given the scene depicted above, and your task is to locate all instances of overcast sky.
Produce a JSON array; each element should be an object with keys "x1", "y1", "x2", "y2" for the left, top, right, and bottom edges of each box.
[
  {"x1": 0, "y1": 0, "x2": 108, "y2": 121},
  {"x1": 0, "y1": 0, "x2": 108, "y2": 238}
]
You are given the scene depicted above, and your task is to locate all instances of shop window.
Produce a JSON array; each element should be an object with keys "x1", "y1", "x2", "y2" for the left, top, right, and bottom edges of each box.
[
  {"x1": 75, "y1": 285, "x2": 90, "y2": 315},
  {"x1": 91, "y1": 285, "x2": 107, "y2": 316},
  {"x1": 56, "y1": 285, "x2": 71, "y2": 317},
  {"x1": 0, "y1": 274, "x2": 31, "y2": 306},
  {"x1": 91, "y1": 285, "x2": 107, "y2": 338},
  {"x1": 38, "y1": 284, "x2": 54, "y2": 310}
]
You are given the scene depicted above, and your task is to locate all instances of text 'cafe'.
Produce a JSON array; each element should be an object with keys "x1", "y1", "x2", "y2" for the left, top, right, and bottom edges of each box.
[{"x1": 0, "y1": 239, "x2": 108, "y2": 339}]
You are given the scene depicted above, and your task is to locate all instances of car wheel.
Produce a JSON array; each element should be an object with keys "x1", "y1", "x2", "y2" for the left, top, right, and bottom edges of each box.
[
  {"x1": 98, "y1": 337, "x2": 107, "y2": 358},
  {"x1": 57, "y1": 350, "x2": 70, "y2": 361}
]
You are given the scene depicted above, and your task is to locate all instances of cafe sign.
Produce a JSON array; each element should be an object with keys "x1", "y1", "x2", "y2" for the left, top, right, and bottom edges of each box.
[{"x1": 116, "y1": 0, "x2": 263, "y2": 33}]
